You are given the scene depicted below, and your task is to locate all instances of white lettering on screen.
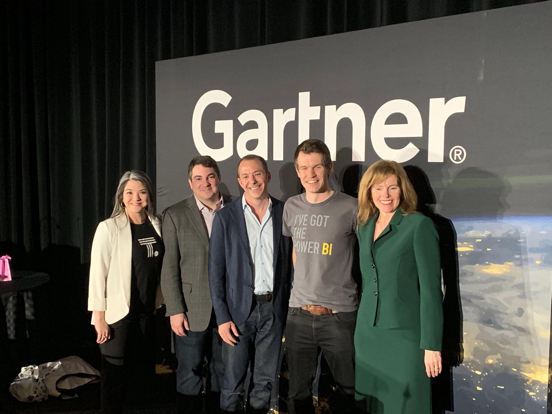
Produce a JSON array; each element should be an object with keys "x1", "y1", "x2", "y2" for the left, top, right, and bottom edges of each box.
[{"x1": 191, "y1": 90, "x2": 466, "y2": 163}]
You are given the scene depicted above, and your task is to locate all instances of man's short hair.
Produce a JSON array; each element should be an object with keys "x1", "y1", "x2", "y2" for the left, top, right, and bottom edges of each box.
[
  {"x1": 293, "y1": 139, "x2": 332, "y2": 169},
  {"x1": 188, "y1": 156, "x2": 221, "y2": 180},
  {"x1": 237, "y1": 155, "x2": 269, "y2": 177}
]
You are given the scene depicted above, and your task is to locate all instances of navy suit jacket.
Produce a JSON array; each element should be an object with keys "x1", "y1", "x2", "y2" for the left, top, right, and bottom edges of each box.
[{"x1": 208, "y1": 195, "x2": 292, "y2": 328}]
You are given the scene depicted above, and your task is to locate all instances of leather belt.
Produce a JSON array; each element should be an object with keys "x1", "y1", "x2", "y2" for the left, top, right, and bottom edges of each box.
[
  {"x1": 255, "y1": 293, "x2": 272, "y2": 302},
  {"x1": 301, "y1": 305, "x2": 332, "y2": 315}
]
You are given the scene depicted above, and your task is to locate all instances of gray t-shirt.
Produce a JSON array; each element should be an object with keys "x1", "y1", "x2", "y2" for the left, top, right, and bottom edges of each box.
[{"x1": 283, "y1": 191, "x2": 358, "y2": 312}]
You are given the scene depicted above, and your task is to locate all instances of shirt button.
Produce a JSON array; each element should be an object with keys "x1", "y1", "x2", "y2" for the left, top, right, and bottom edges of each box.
[
  {"x1": 373, "y1": 278, "x2": 377, "y2": 283},
  {"x1": 248, "y1": 284, "x2": 253, "y2": 288},
  {"x1": 371, "y1": 264, "x2": 376, "y2": 268},
  {"x1": 374, "y1": 291, "x2": 378, "y2": 296}
]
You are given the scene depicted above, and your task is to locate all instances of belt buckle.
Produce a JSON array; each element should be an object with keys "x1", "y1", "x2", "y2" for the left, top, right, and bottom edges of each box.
[{"x1": 304, "y1": 304, "x2": 331, "y2": 315}]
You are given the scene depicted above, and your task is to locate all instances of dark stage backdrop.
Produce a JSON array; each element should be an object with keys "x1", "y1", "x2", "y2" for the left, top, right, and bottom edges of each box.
[
  {"x1": 156, "y1": 3, "x2": 552, "y2": 413},
  {"x1": 0, "y1": 0, "x2": 542, "y2": 259}
]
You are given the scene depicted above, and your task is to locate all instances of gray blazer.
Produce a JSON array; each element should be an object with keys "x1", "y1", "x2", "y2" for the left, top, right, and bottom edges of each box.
[{"x1": 160, "y1": 194, "x2": 232, "y2": 332}]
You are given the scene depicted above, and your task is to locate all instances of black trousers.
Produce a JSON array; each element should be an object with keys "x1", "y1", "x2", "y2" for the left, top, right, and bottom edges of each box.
[
  {"x1": 99, "y1": 312, "x2": 156, "y2": 414},
  {"x1": 285, "y1": 308, "x2": 357, "y2": 414}
]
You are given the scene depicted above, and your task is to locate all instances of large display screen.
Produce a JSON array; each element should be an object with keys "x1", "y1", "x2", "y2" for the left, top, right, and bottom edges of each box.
[{"x1": 157, "y1": 3, "x2": 552, "y2": 412}]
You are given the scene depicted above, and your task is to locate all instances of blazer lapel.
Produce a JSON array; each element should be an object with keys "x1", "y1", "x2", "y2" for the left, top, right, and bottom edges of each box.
[
  {"x1": 375, "y1": 208, "x2": 404, "y2": 242},
  {"x1": 389, "y1": 207, "x2": 404, "y2": 229},
  {"x1": 364, "y1": 215, "x2": 376, "y2": 262},
  {"x1": 116, "y1": 214, "x2": 132, "y2": 304},
  {"x1": 184, "y1": 198, "x2": 209, "y2": 247},
  {"x1": 271, "y1": 197, "x2": 282, "y2": 272},
  {"x1": 222, "y1": 193, "x2": 233, "y2": 205},
  {"x1": 229, "y1": 200, "x2": 253, "y2": 264},
  {"x1": 150, "y1": 216, "x2": 162, "y2": 238}
]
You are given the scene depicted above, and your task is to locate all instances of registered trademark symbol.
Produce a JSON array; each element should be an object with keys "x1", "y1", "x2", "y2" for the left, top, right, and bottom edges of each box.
[{"x1": 449, "y1": 146, "x2": 466, "y2": 164}]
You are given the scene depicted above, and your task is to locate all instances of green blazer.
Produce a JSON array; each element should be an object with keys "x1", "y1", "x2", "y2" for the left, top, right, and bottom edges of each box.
[{"x1": 357, "y1": 208, "x2": 443, "y2": 351}]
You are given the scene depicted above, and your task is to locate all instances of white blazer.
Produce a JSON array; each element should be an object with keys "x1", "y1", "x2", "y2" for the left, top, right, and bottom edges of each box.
[{"x1": 88, "y1": 213, "x2": 163, "y2": 325}]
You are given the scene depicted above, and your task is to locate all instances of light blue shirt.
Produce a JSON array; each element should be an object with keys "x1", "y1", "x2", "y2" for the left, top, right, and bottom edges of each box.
[{"x1": 242, "y1": 196, "x2": 274, "y2": 294}]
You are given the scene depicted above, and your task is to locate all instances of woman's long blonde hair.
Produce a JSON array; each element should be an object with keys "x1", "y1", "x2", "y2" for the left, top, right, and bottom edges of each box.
[{"x1": 357, "y1": 160, "x2": 417, "y2": 226}]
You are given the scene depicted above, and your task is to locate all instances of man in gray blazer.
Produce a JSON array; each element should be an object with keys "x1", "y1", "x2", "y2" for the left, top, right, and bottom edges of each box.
[{"x1": 161, "y1": 156, "x2": 232, "y2": 414}]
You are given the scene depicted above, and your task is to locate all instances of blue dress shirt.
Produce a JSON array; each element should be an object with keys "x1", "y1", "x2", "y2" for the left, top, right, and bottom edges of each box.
[{"x1": 242, "y1": 196, "x2": 274, "y2": 294}]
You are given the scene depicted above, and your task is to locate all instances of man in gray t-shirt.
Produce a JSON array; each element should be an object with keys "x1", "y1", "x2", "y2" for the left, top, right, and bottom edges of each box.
[
  {"x1": 283, "y1": 191, "x2": 358, "y2": 312},
  {"x1": 283, "y1": 139, "x2": 359, "y2": 414}
]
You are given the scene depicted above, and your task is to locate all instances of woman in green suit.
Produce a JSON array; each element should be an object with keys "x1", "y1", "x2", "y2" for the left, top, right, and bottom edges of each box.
[{"x1": 355, "y1": 160, "x2": 443, "y2": 413}]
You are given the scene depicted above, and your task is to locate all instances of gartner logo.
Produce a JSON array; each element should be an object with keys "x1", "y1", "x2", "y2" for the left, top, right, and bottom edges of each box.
[{"x1": 191, "y1": 90, "x2": 466, "y2": 164}]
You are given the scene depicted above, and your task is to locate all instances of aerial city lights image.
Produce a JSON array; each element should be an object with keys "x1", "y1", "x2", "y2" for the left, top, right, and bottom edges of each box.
[{"x1": 452, "y1": 217, "x2": 551, "y2": 413}]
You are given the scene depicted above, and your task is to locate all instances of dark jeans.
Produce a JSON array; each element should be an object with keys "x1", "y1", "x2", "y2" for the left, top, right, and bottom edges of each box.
[
  {"x1": 221, "y1": 297, "x2": 283, "y2": 412},
  {"x1": 174, "y1": 314, "x2": 224, "y2": 396},
  {"x1": 99, "y1": 312, "x2": 156, "y2": 414},
  {"x1": 285, "y1": 308, "x2": 357, "y2": 414}
]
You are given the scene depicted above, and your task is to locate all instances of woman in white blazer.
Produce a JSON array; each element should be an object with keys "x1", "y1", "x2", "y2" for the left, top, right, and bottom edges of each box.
[{"x1": 88, "y1": 170, "x2": 164, "y2": 414}]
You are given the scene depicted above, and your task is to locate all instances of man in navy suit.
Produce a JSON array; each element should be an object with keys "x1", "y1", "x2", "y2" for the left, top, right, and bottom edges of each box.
[{"x1": 209, "y1": 155, "x2": 292, "y2": 414}]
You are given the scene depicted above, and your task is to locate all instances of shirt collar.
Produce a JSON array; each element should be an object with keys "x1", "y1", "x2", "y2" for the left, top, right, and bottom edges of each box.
[
  {"x1": 242, "y1": 194, "x2": 272, "y2": 211},
  {"x1": 194, "y1": 193, "x2": 224, "y2": 212}
]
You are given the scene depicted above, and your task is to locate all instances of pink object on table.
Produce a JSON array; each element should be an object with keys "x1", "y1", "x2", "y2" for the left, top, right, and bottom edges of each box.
[{"x1": 0, "y1": 255, "x2": 12, "y2": 281}]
